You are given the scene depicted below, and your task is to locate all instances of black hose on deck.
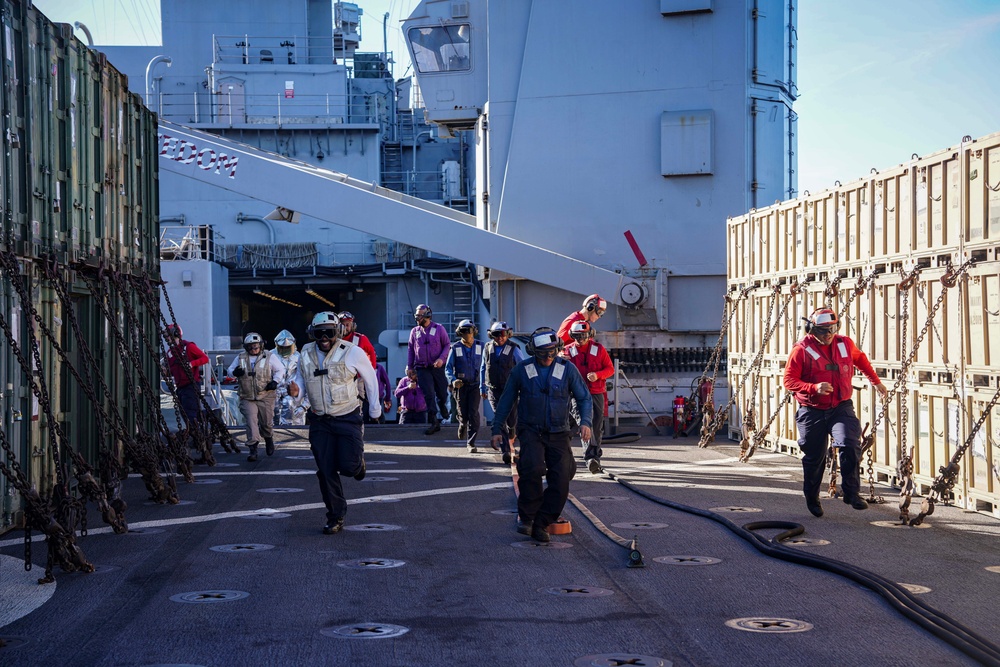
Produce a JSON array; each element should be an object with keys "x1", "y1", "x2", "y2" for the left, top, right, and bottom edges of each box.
[
  {"x1": 602, "y1": 432, "x2": 642, "y2": 444},
  {"x1": 605, "y1": 471, "x2": 1000, "y2": 667}
]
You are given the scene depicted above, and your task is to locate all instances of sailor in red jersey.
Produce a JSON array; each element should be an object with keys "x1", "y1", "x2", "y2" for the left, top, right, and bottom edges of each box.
[
  {"x1": 557, "y1": 294, "x2": 606, "y2": 345},
  {"x1": 783, "y1": 308, "x2": 888, "y2": 518},
  {"x1": 562, "y1": 320, "x2": 614, "y2": 473}
]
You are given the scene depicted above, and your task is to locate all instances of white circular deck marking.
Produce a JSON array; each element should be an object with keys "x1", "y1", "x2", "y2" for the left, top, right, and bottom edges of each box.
[{"x1": 0, "y1": 554, "x2": 57, "y2": 628}]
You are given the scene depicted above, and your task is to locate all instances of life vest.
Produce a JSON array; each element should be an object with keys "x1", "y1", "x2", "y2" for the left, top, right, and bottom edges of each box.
[
  {"x1": 793, "y1": 334, "x2": 856, "y2": 409},
  {"x1": 484, "y1": 340, "x2": 519, "y2": 391},
  {"x1": 235, "y1": 351, "x2": 275, "y2": 400},
  {"x1": 514, "y1": 358, "x2": 574, "y2": 433},
  {"x1": 565, "y1": 340, "x2": 610, "y2": 394},
  {"x1": 450, "y1": 340, "x2": 483, "y2": 381},
  {"x1": 298, "y1": 341, "x2": 360, "y2": 417}
]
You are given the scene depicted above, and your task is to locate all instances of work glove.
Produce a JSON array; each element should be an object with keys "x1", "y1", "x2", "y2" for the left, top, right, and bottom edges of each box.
[
  {"x1": 264, "y1": 380, "x2": 278, "y2": 391},
  {"x1": 232, "y1": 367, "x2": 246, "y2": 377}
]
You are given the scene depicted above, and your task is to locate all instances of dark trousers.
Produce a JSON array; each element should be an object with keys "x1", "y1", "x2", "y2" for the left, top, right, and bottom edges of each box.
[
  {"x1": 584, "y1": 393, "x2": 606, "y2": 461},
  {"x1": 455, "y1": 384, "x2": 481, "y2": 446},
  {"x1": 177, "y1": 384, "x2": 204, "y2": 432},
  {"x1": 362, "y1": 397, "x2": 386, "y2": 424},
  {"x1": 308, "y1": 409, "x2": 365, "y2": 524},
  {"x1": 516, "y1": 427, "x2": 575, "y2": 529},
  {"x1": 416, "y1": 366, "x2": 449, "y2": 424},
  {"x1": 400, "y1": 409, "x2": 427, "y2": 424},
  {"x1": 487, "y1": 389, "x2": 517, "y2": 454},
  {"x1": 796, "y1": 400, "x2": 863, "y2": 501}
]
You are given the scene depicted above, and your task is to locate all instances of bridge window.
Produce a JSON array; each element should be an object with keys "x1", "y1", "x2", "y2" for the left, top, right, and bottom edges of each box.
[{"x1": 408, "y1": 24, "x2": 471, "y2": 73}]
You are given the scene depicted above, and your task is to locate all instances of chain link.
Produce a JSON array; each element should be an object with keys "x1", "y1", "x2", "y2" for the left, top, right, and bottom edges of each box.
[
  {"x1": 909, "y1": 381, "x2": 1000, "y2": 526},
  {"x1": 699, "y1": 286, "x2": 746, "y2": 447},
  {"x1": 80, "y1": 266, "x2": 177, "y2": 504},
  {"x1": 158, "y1": 281, "x2": 236, "y2": 452},
  {"x1": 0, "y1": 252, "x2": 95, "y2": 581}
]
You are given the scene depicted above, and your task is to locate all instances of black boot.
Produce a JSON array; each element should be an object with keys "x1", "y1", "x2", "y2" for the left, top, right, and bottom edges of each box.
[
  {"x1": 806, "y1": 497, "x2": 824, "y2": 517},
  {"x1": 246, "y1": 442, "x2": 259, "y2": 462},
  {"x1": 265, "y1": 437, "x2": 275, "y2": 456}
]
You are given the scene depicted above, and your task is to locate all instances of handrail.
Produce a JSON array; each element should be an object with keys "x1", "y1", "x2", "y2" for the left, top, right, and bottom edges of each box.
[{"x1": 154, "y1": 91, "x2": 379, "y2": 126}]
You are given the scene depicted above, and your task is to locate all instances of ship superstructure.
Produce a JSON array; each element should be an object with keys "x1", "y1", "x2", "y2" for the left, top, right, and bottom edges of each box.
[{"x1": 90, "y1": 0, "x2": 797, "y2": 421}]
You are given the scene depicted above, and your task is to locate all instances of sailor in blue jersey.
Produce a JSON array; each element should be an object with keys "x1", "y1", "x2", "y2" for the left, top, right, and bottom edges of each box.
[
  {"x1": 445, "y1": 319, "x2": 484, "y2": 453},
  {"x1": 480, "y1": 321, "x2": 524, "y2": 464},
  {"x1": 491, "y1": 327, "x2": 592, "y2": 543},
  {"x1": 288, "y1": 312, "x2": 381, "y2": 535}
]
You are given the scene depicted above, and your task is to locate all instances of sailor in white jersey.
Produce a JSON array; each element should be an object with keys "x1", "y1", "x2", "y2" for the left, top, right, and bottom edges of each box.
[{"x1": 288, "y1": 312, "x2": 381, "y2": 534}]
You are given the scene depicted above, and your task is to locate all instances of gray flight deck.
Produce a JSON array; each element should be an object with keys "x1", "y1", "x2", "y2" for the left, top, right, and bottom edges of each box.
[{"x1": 1, "y1": 427, "x2": 998, "y2": 667}]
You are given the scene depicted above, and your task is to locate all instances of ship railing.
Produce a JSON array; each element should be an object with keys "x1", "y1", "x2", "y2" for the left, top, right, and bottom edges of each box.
[
  {"x1": 160, "y1": 225, "x2": 227, "y2": 263},
  {"x1": 212, "y1": 34, "x2": 338, "y2": 66},
  {"x1": 154, "y1": 92, "x2": 377, "y2": 126}
]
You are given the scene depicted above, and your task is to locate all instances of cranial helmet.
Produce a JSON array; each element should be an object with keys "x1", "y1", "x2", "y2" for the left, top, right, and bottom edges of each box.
[
  {"x1": 274, "y1": 329, "x2": 296, "y2": 356},
  {"x1": 488, "y1": 321, "x2": 511, "y2": 339},
  {"x1": 583, "y1": 294, "x2": 607, "y2": 316},
  {"x1": 414, "y1": 304, "x2": 432, "y2": 322},
  {"x1": 805, "y1": 308, "x2": 840, "y2": 335},
  {"x1": 456, "y1": 319, "x2": 478, "y2": 336},
  {"x1": 308, "y1": 311, "x2": 344, "y2": 340},
  {"x1": 338, "y1": 311, "x2": 356, "y2": 334},
  {"x1": 569, "y1": 320, "x2": 593, "y2": 343},
  {"x1": 243, "y1": 332, "x2": 264, "y2": 352},
  {"x1": 525, "y1": 327, "x2": 563, "y2": 358},
  {"x1": 274, "y1": 329, "x2": 296, "y2": 347},
  {"x1": 164, "y1": 323, "x2": 183, "y2": 339}
]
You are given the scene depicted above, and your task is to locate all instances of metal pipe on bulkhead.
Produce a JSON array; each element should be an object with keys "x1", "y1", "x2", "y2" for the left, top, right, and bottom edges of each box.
[
  {"x1": 73, "y1": 22, "x2": 94, "y2": 46},
  {"x1": 145, "y1": 56, "x2": 172, "y2": 107},
  {"x1": 236, "y1": 213, "x2": 277, "y2": 245}
]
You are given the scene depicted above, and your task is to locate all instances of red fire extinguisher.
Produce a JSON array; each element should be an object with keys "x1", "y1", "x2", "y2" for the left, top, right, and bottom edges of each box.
[
  {"x1": 698, "y1": 378, "x2": 713, "y2": 413},
  {"x1": 672, "y1": 396, "x2": 686, "y2": 437}
]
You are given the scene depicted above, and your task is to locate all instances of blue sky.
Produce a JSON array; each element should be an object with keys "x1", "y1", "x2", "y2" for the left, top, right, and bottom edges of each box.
[{"x1": 33, "y1": 0, "x2": 1000, "y2": 195}]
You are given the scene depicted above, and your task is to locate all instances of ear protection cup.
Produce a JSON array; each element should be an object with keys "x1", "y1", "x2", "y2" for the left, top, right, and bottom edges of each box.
[{"x1": 526, "y1": 327, "x2": 563, "y2": 356}]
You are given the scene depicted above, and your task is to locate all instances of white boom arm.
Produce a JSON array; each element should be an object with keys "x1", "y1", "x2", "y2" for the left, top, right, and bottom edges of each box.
[{"x1": 157, "y1": 120, "x2": 624, "y2": 303}]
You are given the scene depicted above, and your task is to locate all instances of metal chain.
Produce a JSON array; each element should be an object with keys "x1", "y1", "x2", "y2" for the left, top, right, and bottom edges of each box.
[
  {"x1": 726, "y1": 283, "x2": 797, "y2": 457},
  {"x1": 105, "y1": 267, "x2": 191, "y2": 491},
  {"x1": 742, "y1": 391, "x2": 792, "y2": 463},
  {"x1": 837, "y1": 268, "x2": 878, "y2": 324},
  {"x1": 0, "y1": 251, "x2": 68, "y2": 488},
  {"x1": 80, "y1": 267, "x2": 177, "y2": 503},
  {"x1": 697, "y1": 291, "x2": 734, "y2": 447},
  {"x1": 860, "y1": 259, "x2": 974, "y2": 507},
  {"x1": 861, "y1": 260, "x2": 973, "y2": 454},
  {"x1": 44, "y1": 257, "x2": 128, "y2": 534},
  {"x1": 908, "y1": 381, "x2": 1000, "y2": 526},
  {"x1": 823, "y1": 276, "x2": 842, "y2": 308},
  {"x1": 47, "y1": 259, "x2": 130, "y2": 529},
  {"x1": 135, "y1": 277, "x2": 223, "y2": 461},
  {"x1": 0, "y1": 252, "x2": 95, "y2": 580},
  {"x1": 158, "y1": 281, "x2": 236, "y2": 451},
  {"x1": 826, "y1": 447, "x2": 840, "y2": 498},
  {"x1": 15, "y1": 256, "x2": 130, "y2": 533},
  {"x1": 896, "y1": 277, "x2": 913, "y2": 517},
  {"x1": 118, "y1": 273, "x2": 205, "y2": 473}
]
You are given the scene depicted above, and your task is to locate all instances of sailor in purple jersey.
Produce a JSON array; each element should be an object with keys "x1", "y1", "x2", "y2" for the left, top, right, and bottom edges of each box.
[{"x1": 406, "y1": 303, "x2": 451, "y2": 435}]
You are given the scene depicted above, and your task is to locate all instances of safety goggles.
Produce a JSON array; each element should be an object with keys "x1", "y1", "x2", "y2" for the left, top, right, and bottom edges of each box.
[
  {"x1": 313, "y1": 329, "x2": 337, "y2": 340},
  {"x1": 811, "y1": 325, "x2": 836, "y2": 337},
  {"x1": 534, "y1": 349, "x2": 558, "y2": 360}
]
